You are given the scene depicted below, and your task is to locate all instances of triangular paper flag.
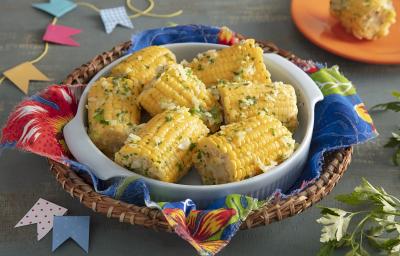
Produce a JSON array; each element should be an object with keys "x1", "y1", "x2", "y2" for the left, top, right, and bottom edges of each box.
[
  {"x1": 43, "y1": 24, "x2": 81, "y2": 47},
  {"x1": 15, "y1": 198, "x2": 67, "y2": 240},
  {"x1": 32, "y1": 0, "x2": 77, "y2": 18},
  {"x1": 3, "y1": 62, "x2": 50, "y2": 94},
  {"x1": 52, "y1": 216, "x2": 90, "y2": 253},
  {"x1": 100, "y1": 7, "x2": 133, "y2": 34}
]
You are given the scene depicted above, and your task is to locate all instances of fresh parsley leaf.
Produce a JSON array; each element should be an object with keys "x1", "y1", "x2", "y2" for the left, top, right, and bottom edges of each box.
[
  {"x1": 335, "y1": 178, "x2": 396, "y2": 206},
  {"x1": 371, "y1": 90, "x2": 400, "y2": 112},
  {"x1": 370, "y1": 101, "x2": 400, "y2": 112},
  {"x1": 393, "y1": 91, "x2": 400, "y2": 99},
  {"x1": 317, "y1": 241, "x2": 337, "y2": 256},
  {"x1": 385, "y1": 132, "x2": 400, "y2": 148},
  {"x1": 317, "y1": 208, "x2": 352, "y2": 242},
  {"x1": 384, "y1": 131, "x2": 400, "y2": 166},
  {"x1": 367, "y1": 236, "x2": 400, "y2": 252},
  {"x1": 393, "y1": 148, "x2": 400, "y2": 166},
  {"x1": 371, "y1": 92, "x2": 400, "y2": 166},
  {"x1": 317, "y1": 178, "x2": 400, "y2": 256}
]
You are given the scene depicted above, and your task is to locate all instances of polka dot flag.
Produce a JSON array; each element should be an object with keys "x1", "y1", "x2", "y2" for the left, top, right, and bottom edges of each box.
[{"x1": 15, "y1": 198, "x2": 67, "y2": 240}]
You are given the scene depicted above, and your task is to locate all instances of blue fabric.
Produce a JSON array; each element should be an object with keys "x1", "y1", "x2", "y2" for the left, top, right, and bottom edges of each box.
[
  {"x1": 128, "y1": 24, "x2": 221, "y2": 53},
  {"x1": 297, "y1": 94, "x2": 377, "y2": 184}
]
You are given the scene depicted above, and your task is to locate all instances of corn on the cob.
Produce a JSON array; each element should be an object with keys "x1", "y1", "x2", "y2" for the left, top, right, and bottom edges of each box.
[
  {"x1": 115, "y1": 107, "x2": 209, "y2": 183},
  {"x1": 218, "y1": 81, "x2": 298, "y2": 131},
  {"x1": 110, "y1": 46, "x2": 176, "y2": 88},
  {"x1": 139, "y1": 64, "x2": 223, "y2": 132},
  {"x1": 330, "y1": 0, "x2": 396, "y2": 40},
  {"x1": 193, "y1": 114, "x2": 295, "y2": 185},
  {"x1": 187, "y1": 39, "x2": 271, "y2": 87},
  {"x1": 88, "y1": 77, "x2": 141, "y2": 157}
]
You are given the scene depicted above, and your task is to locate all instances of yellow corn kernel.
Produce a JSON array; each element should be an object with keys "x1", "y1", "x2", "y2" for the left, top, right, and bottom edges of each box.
[
  {"x1": 330, "y1": 0, "x2": 396, "y2": 40},
  {"x1": 193, "y1": 114, "x2": 295, "y2": 185},
  {"x1": 110, "y1": 46, "x2": 176, "y2": 88},
  {"x1": 139, "y1": 64, "x2": 223, "y2": 132},
  {"x1": 218, "y1": 81, "x2": 298, "y2": 131},
  {"x1": 115, "y1": 107, "x2": 209, "y2": 183},
  {"x1": 88, "y1": 77, "x2": 141, "y2": 157},
  {"x1": 187, "y1": 39, "x2": 271, "y2": 86}
]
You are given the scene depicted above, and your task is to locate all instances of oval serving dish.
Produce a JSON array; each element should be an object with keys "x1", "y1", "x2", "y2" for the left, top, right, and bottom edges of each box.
[{"x1": 64, "y1": 43, "x2": 323, "y2": 207}]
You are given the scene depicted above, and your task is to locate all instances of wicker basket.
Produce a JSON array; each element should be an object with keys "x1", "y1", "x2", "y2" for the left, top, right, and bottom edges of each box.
[{"x1": 49, "y1": 39, "x2": 353, "y2": 232}]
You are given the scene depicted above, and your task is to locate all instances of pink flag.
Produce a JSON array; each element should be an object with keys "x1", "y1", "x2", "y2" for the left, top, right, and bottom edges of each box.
[
  {"x1": 15, "y1": 198, "x2": 68, "y2": 240},
  {"x1": 43, "y1": 24, "x2": 81, "y2": 47}
]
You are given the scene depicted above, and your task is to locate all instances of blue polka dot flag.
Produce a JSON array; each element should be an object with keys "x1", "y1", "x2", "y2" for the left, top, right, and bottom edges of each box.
[{"x1": 52, "y1": 216, "x2": 90, "y2": 253}]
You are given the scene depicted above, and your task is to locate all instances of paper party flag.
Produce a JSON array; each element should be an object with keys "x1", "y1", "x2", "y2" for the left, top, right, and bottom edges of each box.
[
  {"x1": 43, "y1": 24, "x2": 81, "y2": 47},
  {"x1": 100, "y1": 7, "x2": 134, "y2": 34},
  {"x1": 3, "y1": 62, "x2": 50, "y2": 94},
  {"x1": 15, "y1": 198, "x2": 68, "y2": 240},
  {"x1": 52, "y1": 216, "x2": 90, "y2": 253},
  {"x1": 32, "y1": 0, "x2": 77, "y2": 18}
]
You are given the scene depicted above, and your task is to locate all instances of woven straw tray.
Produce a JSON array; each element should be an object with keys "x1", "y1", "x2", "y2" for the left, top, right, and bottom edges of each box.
[{"x1": 49, "y1": 39, "x2": 353, "y2": 232}]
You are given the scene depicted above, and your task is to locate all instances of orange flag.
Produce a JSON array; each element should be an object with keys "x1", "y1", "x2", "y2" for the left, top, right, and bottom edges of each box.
[{"x1": 3, "y1": 62, "x2": 50, "y2": 94}]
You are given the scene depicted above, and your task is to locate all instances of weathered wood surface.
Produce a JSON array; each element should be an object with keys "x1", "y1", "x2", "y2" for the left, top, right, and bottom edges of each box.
[{"x1": 0, "y1": 0, "x2": 399, "y2": 255}]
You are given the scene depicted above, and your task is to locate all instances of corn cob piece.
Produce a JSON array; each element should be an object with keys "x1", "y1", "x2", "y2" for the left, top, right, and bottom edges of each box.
[
  {"x1": 193, "y1": 114, "x2": 295, "y2": 185},
  {"x1": 139, "y1": 64, "x2": 223, "y2": 132},
  {"x1": 218, "y1": 81, "x2": 298, "y2": 131},
  {"x1": 115, "y1": 107, "x2": 209, "y2": 183},
  {"x1": 330, "y1": 0, "x2": 396, "y2": 40},
  {"x1": 88, "y1": 77, "x2": 141, "y2": 157},
  {"x1": 187, "y1": 39, "x2": 271, "y2": 87},
  {"x1": 110, "y1": 46, "x2": 176, "y2": 88}
]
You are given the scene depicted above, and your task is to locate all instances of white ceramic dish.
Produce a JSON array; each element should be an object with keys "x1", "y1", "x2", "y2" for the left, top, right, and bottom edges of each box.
[{"x1": 64, "y1": 43, "x2": 323, "y2": 207}]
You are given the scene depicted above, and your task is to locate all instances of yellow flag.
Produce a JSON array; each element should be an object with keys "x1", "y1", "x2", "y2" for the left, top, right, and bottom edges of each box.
[{"x1": 3, "y1": 62, "x2": 50, "y2": 94}]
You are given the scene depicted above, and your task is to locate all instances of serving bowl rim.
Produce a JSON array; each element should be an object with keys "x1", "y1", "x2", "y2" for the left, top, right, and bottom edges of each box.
[{"x1": 65, "y1": 42, "x2": 323, "y2": 192}]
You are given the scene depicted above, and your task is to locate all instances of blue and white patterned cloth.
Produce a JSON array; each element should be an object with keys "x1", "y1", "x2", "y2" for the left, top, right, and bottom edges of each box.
[{"x1": 100, "y1": 6, "x2": 133, "y2": 34}]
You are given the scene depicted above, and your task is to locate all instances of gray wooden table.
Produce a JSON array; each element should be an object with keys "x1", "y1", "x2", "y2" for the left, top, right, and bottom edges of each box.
[{"x1": 1, "y1": 0, "x2": 399, "y2": 255}]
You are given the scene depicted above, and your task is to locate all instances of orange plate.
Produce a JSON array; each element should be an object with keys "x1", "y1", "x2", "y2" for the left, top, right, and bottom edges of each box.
[{"x1": 291, "y1": 0, "x2": 400, "y2": 64}]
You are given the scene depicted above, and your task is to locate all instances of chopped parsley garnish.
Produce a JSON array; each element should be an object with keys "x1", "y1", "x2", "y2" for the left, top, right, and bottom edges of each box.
[
  {"x1": 239, "y1": 96, "x2": 257, "y2": 108},
  {"x1": 209, "y1": 106, "x2": 222, "y2": 123},
  {"x1": 197, "y1": 150, "x2": 204, "y2": 160},
  {"x1": 189, "y1": 142, "x2": 197, "y2": 151},
  {"x1": 93, "y1": 108, "x2": 109, "y2": 125},
  {"x1": 177, "y1": 162, "x2": 184, "y2": 173}
]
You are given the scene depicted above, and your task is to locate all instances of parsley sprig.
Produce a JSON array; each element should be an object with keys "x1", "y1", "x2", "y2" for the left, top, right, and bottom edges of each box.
[
  {"x1": 317, "y1": 178, "x2": 400, "y2": 255},
  {"x1": 371, "y1": 91, "x2": 400, "y2": 165}
]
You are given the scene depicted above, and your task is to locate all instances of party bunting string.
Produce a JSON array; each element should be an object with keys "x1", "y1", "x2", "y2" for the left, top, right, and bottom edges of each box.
[
  {"x1": 126, "y1": 0, "x2": 183, "y2": 18},
  {"x1": 0, "y1": 0, "x2": 182, "y2": 94},
  {"x1": 31, "y1": 18, "x2": 58, "y2": 64}
]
